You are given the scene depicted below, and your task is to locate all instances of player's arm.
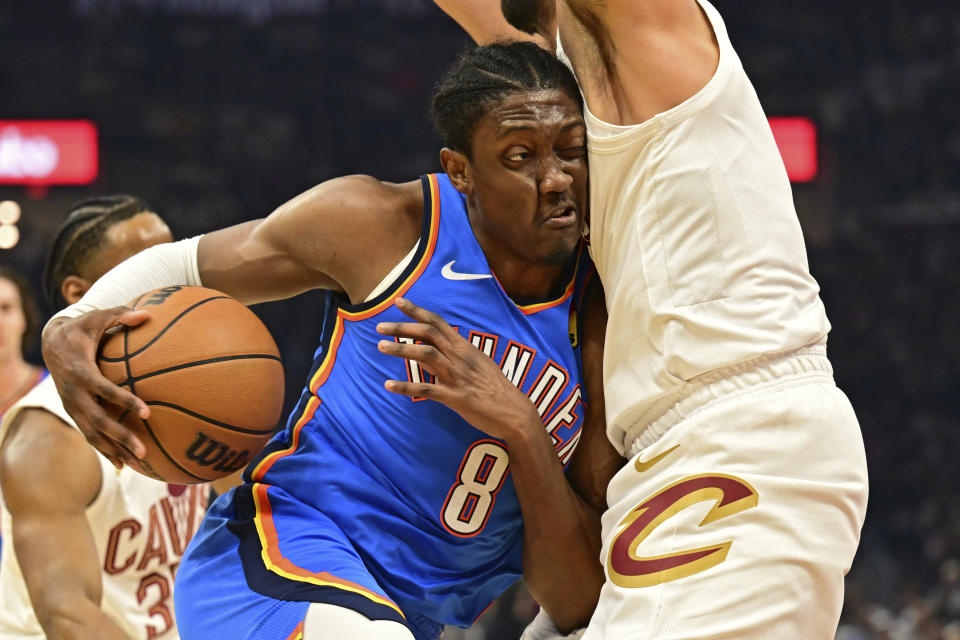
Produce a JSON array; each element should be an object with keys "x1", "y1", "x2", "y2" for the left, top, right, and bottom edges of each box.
[
  {"x1": 0, "y1": 409, "x2": 130, "y2": 640},
  {"x1": 565, "y1": 276, "x2": 623, "y2": 514},
  {"x1": 519, "y1": 276, "x2": 622, "y2": 632},
  {"x1": 41, "y1": 176, "x2": 422, "y2": 467},
  {"x1": 431, "y1": 0, "x2": 551, "y2": 47},
  {"x1": 558, "y1": 0, "x2": 719, "y2": 122},
  {"x1": 376, "y1": 297, "x2": 606, "y2": 631}
]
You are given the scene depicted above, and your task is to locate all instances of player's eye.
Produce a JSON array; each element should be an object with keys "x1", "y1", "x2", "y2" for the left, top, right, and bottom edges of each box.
[
  {"x1": 506, "y1": 147, "x2": 532, "y2": 162},
  {"x1": 559, "y1": 145, "x2": 587, "y2": 159}
]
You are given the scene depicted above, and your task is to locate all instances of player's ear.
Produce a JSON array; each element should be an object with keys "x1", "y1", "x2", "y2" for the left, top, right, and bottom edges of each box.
[
  {"x1": 61, "y1": 275, "x2": 92, "y2": 306},
  {"x1": 440, "y1": 148, "x2": 473, "y2": 195}
]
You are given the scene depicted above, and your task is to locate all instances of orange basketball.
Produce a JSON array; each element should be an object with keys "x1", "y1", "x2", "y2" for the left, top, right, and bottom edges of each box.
[{"x1": 97, "y1": 286, "x2": 284, "y2": 484}]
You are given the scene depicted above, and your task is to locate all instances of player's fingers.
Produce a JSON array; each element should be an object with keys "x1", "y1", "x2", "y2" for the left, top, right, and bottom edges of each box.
[
  {"x1": 375, "y1": 320, "x2": 446, "y2": 348},
  {"x1": 64, "y1": 353, "x2": 150, "y2": 419},
  {"x1": 68, "y1": 389, "x2": 147, "y2": 461},
  {"x1": 82, "y1": 429, "x2": 127, "y2": 470},
  {"x1": 394, "y1": 298, "x2": 457, "y2": 337},
  {"x1": 70, "y1": 405, "x2": 138, "y2": 467},
  {"x1": 383, "y1": 379, "x2": 452, "y2": 402},
  {"x1": 377, "y1": 340, "x2": 450, "y2": 378},
  {"x1": 103, "y1": 306, "x2": 150, "y2": 329},
  {"x1": 94, "y1": 373, "x2": 150, "y2": 420}
]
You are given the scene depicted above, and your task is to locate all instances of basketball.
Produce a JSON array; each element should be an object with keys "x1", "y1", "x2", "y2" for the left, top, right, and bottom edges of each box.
[{"x1": 97, "y1": 285, "x2": 284, "y2": 484}]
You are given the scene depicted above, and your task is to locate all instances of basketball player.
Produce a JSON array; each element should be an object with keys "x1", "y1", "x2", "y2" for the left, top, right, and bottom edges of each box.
[
  {"x1": 0, "y1": 268, "x2": 45, "y2": 419},
  {"x1": 0, "y1": 196, "x2": 210, "y2": 639},
  {"x1": 434, "y1": 1, "x2": 870, "y2": 638},
  {"x1": 40, "y1": 43, "x2": 621, "y2": 639},
  {"x1": 0, "y1": 268, "x2": 47, "y2": 569}
]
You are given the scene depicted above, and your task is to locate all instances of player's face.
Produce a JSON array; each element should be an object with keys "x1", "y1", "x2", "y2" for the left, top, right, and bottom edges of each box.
[
  {"x1": 84, "y1": 212, "x2": 174, "y2": 284},
  {"x1": 465, "y1": 88, "x2": 587, "y2": 267},
  {"x1": 0, "y1": 277, "x2": 27, "y2": 361}
]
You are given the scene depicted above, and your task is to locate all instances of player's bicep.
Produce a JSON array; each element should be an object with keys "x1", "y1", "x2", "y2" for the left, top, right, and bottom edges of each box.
[
  {"x1": 0, "y1": 410, "x2": 105, "y2": 629},
  {"x1": 199, "y1": 176, "x2": 421, "y2": 305},
  {"x1": 567, "y1": 279, "x2": 624, "y2": 512}
]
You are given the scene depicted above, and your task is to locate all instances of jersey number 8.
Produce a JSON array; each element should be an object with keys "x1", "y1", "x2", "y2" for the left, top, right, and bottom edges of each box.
[{"x1": 442, "y1": 440, "x2": 510, "y2": 537}]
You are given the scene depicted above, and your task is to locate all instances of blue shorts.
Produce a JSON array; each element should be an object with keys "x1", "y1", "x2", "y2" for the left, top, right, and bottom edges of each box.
[{"x1": 174, "y1": 486, "x2": 443, "y2": 640}]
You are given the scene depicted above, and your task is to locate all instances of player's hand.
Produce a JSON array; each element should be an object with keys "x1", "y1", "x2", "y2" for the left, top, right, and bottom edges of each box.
[
  {"x1": 41, "y1": 309, "x2": 151, "y2": 468},
  {"x1": 376, "y1": 297, "x2": 542, "y2": 442}
]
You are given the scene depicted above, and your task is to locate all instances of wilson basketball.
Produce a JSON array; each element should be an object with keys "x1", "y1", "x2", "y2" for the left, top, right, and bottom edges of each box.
[{"x1": 97, "y1": 286, "x2": 284, "y2": 484}]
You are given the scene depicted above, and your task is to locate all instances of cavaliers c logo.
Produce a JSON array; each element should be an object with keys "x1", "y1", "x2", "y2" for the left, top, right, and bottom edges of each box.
[{"x1": 607, "y1": 474, "x2": 758, "y2": 588}]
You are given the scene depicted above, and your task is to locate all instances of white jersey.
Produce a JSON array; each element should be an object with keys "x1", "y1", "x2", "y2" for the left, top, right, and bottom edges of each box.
[
  {"x1": 561, "y1": 0, "x2": 831, "y2": 454},
  {"x1": 0, "y1": 378, "x2": 208, "y2": 640}
]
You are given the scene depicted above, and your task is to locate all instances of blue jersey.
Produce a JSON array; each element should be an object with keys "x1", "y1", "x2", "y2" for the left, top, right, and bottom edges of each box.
[{"x1": 226, "y1": 174, "x2": 593, "y2": 635}]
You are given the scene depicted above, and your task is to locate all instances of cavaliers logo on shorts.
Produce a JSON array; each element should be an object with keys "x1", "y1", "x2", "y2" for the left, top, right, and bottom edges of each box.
[{"x1": 607, "y1": 474, "x2": 758, "y2": 588}]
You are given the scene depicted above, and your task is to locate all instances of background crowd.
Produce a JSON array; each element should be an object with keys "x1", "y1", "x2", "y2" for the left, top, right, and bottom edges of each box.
[{"x1": 2, "y1": 1, "x2": 958, "y2": 638}]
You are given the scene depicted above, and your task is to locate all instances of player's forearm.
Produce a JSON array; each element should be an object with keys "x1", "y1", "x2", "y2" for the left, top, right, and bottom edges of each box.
[
  {"x1": 43, "y1": 236, "x2": 203, "y2": 333},
  {"x1": 504, "y1": 424, "x2": 603, "y2": 631}
]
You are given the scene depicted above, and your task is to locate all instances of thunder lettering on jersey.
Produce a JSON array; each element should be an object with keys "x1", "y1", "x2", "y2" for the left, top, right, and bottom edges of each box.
[{"x1": 234, "y1": 174, "x2": 592, "y2": 629}]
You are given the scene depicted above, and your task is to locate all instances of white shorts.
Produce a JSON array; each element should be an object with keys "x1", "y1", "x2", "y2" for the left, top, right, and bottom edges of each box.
[{"x1": 584, "y1": 349, "x2": 869, "y2": 639}]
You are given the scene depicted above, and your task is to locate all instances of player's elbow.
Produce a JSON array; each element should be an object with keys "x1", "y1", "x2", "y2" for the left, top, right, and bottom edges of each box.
[
  {"x1": 548, "y1": 594, "x2": 598, "y2": 635},
  {"x1": 531, "y1": 567, "x2": 602, "y2": 633},
  {"x1": 37, "y1": 599, "x2": 112, "y2": 640},
  {"x1": 39, "y1": 610, "x2": 86, "y2": 640}
]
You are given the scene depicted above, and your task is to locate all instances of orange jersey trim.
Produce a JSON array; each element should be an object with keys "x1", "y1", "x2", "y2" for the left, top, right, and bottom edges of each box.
[
  {"x1": 515, "y1": 276, "x2": 576, "y2": 315},
  {"x1": 250, "y1": 396, "x2": 320, "y2": 481},
  {"x1": 285, "y1": 622, "x2": 304, "y2": 640},
  {"x1": 251, "y1": 482, "x2": 405, "y2": 618},
  {"x1": 308, "y1": 317, "x2": 345, "y2": 394},
  {"x1": 297, "y1": 174, "x2": 441, "y2": 399},
  {"x1": 498, "y1": 243, "x2": 585, "y2": 316},
  {"x1": 340, "y1": 173, "x2": 441, "y2": 322}
]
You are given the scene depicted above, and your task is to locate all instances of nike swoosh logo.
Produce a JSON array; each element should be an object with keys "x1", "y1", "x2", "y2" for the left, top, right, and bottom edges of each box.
[
  {"x1": 441, "y1": 260, "x2": 493, "y2": 281},
  {"x1": 634, "y1": 444, "x2": 680, "y2": 473}
]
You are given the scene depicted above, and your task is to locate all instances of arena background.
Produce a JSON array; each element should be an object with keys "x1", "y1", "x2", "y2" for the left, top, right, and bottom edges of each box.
[{"x1": 2, "y1": 1, "x2": 958, "y2": 638}]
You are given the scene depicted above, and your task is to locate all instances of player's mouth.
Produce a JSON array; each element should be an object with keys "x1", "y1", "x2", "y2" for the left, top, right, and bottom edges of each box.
[{"x1": 541, "y1": 204, "x2": 578, "y2": 229}]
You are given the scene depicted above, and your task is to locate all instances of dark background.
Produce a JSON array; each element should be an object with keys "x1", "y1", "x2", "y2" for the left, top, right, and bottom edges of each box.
[{"x1": 2, "y1": 1, "x2": 958, "y2": 637}]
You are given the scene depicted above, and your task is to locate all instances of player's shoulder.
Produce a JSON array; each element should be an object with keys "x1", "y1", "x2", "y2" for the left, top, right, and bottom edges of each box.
[
  {"x1": 0, "y1": 396, "x2": 101, "y2": 510},
  {"x1": 1, "y1": 375, "x2": 84, "y2": 458},
  {"x1": 303, "y1": 175, "x2": 424, "y2": 225},
  {"x1": 0, "y1": 376, "x2": 65, "y2": 442}
]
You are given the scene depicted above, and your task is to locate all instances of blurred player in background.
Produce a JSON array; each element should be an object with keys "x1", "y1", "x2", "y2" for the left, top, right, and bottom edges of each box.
[
  {"x1": 40, "y1": 43, "x2": 621, "y2": 640},
  {"x1": 0, "y1": 267, "x2": 45, "y2": 418},
  {"x1": 0, "y1": 196, "x2": 210, "y2": 639},
  {"x1": 436, "y1": 1, "x2": 869, "y2": 638},
  {"x1": 0, "y1": 266, "x2": 47, "y2": 570}
]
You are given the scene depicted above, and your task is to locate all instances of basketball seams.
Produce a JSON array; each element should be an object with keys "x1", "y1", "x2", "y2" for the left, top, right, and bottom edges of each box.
[
  {"x1": 98, "y1": 295, "x2": 230, "y2": 362},
  {"x1": 95, "y1": 286, "x2": 283, "y2": 484},
  {"x1": 137, "y1": 416, "x2": 213, "y2": 483},
  {"x1": 145, "y1": 400, "x2": 277, "y2": 435},
  {"x1": 124, "y1": 353, "x2": 281, "y2": 386},
  {"x1": 122, "y1": 324, "x2": 135, "y2": 397}
]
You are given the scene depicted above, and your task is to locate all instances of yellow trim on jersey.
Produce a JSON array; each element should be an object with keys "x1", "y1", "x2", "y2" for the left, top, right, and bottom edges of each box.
[{"x1": 251, "y1": 482, "x2": 405, "y2": 618}]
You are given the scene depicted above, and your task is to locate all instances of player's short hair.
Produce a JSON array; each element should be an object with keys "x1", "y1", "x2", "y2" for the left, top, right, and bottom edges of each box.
[
  {"x1": 43, "y1": 195, "x2": 155, "y2": 310},
  {"x1": 0, "y1": 267, "x2": 40, "y2": 358},
  {"x1": 430, "y1": 41, "x2": 582, "y2": 157}
]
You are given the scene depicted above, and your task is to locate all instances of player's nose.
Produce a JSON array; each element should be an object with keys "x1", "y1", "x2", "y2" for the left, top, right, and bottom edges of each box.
[{"x1": 538, "y1": 156, "x2": 574, "y2": 194}]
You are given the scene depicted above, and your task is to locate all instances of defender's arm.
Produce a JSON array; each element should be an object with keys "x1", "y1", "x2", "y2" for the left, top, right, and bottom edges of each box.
[
  {"x1": 432, "y1": 0, "x2": 551, "y2": 47},
  {"x1": 1, "y1": 409, "x2": 131, "y2": 639}
]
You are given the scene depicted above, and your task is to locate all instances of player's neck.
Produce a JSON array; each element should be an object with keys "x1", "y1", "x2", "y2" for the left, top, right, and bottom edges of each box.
[
  {"x1": 0, "y1": 357, "x2": 37, "y2": 403},
  {"x1": 489, "y1": 257, "x2": 573, "y2": 303}
]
